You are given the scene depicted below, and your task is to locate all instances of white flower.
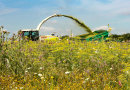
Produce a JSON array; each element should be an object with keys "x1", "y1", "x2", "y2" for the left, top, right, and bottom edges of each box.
[
  {"x1": 95, "y1": 50, "x2": 98, "y2": 53},
  {"x1": 25, "y1": 70, "x2": 28, "y2": 73},
  {"x1": 79, "y1": 48, "x2": 82, "y2": 50},
  {"x1": 38, "y1": 73, "x2": 42, "y2": 77},
  {"x1": 27, "y1": 67, "x2": 31, "y2": 69},
  {"x1": 85, "y1": 78, "x2": 89, "y2": 81},
  {"x1": 39, "y1": 67, "x2": 43, "y2": 69},
  {"x1": 126, "y1": 71, "x2": 129, "y2": 74},
  {"x1": 65, "y1": 71, "x2": 70, "y2": 74},
  {"x1": 41, "y1": 77, "x2": 44, "y2": 79},
  {"x1": 6, "y1": 58, "x2": 10, "y2": 67},
  {"x1": 110, "y1": 68, "x2": 112, "y2": 70},
  {"x1": 83, "y1": 78, "x2": 89, "y2": 84},
  {"x1": 109, "y1": 46, "x2": 112, "y2": 48},
  {"x1": 92, "y1": 80, "x2": 95, "y2": 82},
  {"x1": 12, "y1": 82, "x2": 15, "y2": 85},
  {"x1": 20, "y1": 87, "x2": 24, "y2": 89},
  {"x1": 34, "y1": 73, "x2": 37, "y2": 75}
]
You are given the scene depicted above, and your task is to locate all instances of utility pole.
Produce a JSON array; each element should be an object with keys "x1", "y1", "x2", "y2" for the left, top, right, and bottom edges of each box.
[{"x1": 70, "y1": 30, "x2": 73, "y2": 37}]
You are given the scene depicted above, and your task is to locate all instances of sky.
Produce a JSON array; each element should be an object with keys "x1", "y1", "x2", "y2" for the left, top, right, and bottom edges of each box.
[{"x1": 0, "y1": 0, "x2": 130, "y2": 36}]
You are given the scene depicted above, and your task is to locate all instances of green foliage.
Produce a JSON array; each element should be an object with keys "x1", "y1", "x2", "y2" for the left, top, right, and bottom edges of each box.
[{"x1": 109, "y1": 33, "x2": 130, "y2": 41}]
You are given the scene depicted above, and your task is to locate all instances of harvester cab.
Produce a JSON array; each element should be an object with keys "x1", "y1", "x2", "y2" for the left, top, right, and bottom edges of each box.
[{"x1": 21, "y1": 29, "x2": 39, "y2": 41}]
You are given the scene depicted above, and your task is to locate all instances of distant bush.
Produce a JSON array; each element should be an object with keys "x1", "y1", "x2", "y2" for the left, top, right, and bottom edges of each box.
[{"x1": 109, "y1": 33, "x2": 130, "y2": 42}]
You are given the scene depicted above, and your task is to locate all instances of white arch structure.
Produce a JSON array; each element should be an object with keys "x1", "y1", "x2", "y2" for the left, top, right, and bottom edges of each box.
[
  {"x1": 36, "y1": 14, "x2": 58, "y2": 30},
  {"x1": 22, "y1": 14, "x2": 93, "y2": 34},
  {"x1": 36, "y1": 14, "x2": 93, "y2": 34}
]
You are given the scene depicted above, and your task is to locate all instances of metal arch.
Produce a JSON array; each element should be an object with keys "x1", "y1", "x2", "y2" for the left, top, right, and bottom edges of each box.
[{"x1": 36, "y1": 14, "x2": 93, "y2": 34}]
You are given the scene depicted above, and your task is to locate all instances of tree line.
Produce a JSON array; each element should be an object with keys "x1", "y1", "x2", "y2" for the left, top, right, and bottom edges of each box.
[{"x1": 109, "y1": 33, "x2": 130, "y2": 42}]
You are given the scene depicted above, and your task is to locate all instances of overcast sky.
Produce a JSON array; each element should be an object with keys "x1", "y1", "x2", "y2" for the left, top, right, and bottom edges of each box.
[{"x1": 0, "y1": 0, "x2": 130, "y2": 36}]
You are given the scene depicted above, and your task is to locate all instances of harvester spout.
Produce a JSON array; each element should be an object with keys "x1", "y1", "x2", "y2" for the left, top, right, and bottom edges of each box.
[
  {"x1": 36, "y1": 14, "x2": 93, "y2": 34},
  {"x1": 36, "y1": 14, "x2": 58, "y2": 30}
]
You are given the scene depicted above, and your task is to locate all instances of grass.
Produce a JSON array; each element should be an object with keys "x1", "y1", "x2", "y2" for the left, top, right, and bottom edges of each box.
[{"x1": 0, "y1": 39, "x2": 130, "y2": 89}]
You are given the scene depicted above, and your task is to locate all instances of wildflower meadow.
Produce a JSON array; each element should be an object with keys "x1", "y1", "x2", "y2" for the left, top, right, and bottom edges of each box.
[{"x1": 0, "y1": 39, "x2": 129, "y2": 90}]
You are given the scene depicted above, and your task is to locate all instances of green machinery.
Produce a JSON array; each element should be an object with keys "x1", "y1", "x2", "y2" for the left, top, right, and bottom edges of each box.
[
  {"x1": 78, "y1": 29, "x2": 111, "y2": 41},
  {"x1": 21, "y1": 14, "x2": 112, "y2": 41}
]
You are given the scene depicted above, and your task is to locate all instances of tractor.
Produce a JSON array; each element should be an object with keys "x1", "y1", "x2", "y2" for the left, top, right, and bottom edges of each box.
[{"x1": 21, "y1": 14, "x2": 112, "y2": 41}]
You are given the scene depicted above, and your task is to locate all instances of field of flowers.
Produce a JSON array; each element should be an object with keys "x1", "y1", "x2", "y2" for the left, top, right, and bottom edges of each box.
[{"x1": 0, "y1": 39, "x2": 129, "y2": 89}]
